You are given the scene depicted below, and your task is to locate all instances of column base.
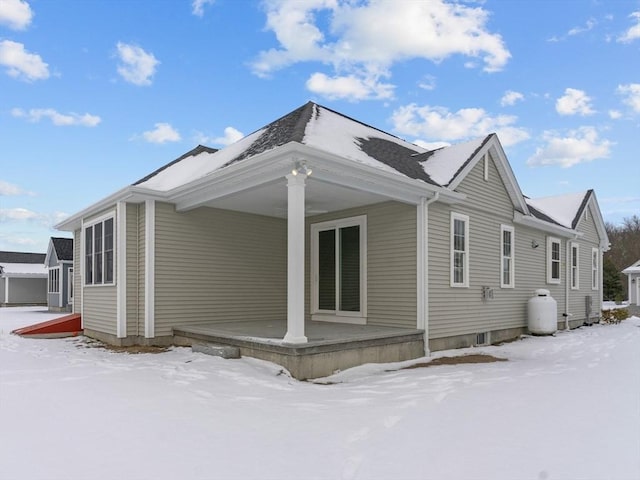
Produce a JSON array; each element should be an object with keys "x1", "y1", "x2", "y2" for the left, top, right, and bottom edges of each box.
[{"x1": 282, "y1": 333, "x2": 308, "y2": 345}]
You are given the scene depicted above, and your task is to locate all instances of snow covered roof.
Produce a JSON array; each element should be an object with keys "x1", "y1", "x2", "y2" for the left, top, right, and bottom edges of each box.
[
  {"x1": 0, "y1": 262, "x2": 47, "y2": 277},
  {"x1": 417, "y1": 135, "x2": 491, "y2": 186},
  {"x1": 526, "y1": 191, "x2": 591, "y2": 229},
  {"x1": 622, "y1": 260, "x2": 640, "y2": 275},
  {"x1": 135, "y1": 102, "x2": 480, "y2": 192}
]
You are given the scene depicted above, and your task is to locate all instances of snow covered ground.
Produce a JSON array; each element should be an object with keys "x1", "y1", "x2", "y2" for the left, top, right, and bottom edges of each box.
[{"x1": 1, "y1": 307, "x2": 639, "y2": 480}]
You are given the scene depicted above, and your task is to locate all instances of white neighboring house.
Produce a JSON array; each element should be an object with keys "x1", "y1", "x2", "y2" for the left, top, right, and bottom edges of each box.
[
  {"x1": 0, "y1": 251, "x2": 47, "y2": 306},
  {"x1": 622, "y1": 260, "x2": 640, "y2": 306}
]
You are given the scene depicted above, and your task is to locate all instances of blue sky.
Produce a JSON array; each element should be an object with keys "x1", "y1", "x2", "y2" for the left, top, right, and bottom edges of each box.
[{"x1": 1, "y1": 0, "x2": 639, "y2": 253}]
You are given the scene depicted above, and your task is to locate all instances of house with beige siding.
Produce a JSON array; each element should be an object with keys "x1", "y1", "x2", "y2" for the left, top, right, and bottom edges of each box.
[{"x1": 55, "y1": 102, "x2": 609, "y2": 379}]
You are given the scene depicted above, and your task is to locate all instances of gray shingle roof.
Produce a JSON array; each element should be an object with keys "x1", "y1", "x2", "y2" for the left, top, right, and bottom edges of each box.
[
  {"x1": 51, "y1": 237, "x2": 73, "y2": 261},
  {"x1": 0, "y1": 251, "x2": 46, "y2": 264}
]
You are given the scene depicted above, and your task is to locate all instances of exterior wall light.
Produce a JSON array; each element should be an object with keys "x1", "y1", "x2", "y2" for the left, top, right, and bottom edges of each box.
[{"x1": 292, "y1": 161, "x2": 312, "y2": 177}]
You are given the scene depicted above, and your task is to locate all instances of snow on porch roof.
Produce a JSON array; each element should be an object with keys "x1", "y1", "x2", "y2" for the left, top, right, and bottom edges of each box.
[
  {"x1": 134, "y1": 102, "x2": 489, "y2": 192},
  {"x1": 525, "y1": 191, "x2": 590, "y2": 229}
]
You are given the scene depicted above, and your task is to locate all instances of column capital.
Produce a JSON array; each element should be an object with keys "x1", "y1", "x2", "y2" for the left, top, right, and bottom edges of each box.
[{"x1": 286, "y1": 172, "x2": 307, "y2": 186}]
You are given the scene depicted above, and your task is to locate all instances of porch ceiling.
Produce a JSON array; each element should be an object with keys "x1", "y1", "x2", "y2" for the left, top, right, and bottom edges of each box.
[{"x1": 201, "y1": 176, "x2": 390, "y2": 218}]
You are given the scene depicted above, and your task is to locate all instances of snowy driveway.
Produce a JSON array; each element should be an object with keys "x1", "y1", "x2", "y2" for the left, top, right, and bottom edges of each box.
[{"x1": 1, "y1": 308, "x2": 639, "y2": 480}]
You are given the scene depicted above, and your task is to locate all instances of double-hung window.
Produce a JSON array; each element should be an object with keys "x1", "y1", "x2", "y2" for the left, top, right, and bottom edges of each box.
[
  {"x1": 591, "y1": 248, "x2": 599, "y2": 290},
  {"x1": 311, "y1": 215, "x2": 367, "y2": 323},
  {"x1": 85, "y1": 216, "x2": 114, "y2": 286},
  {"x1": 546, "y1": 237, "x2": 561, "y2": 284},
  {"x1": 570, "y1": 243, "x2": 579, "y2": 290},
  {"x1": 451, "y1": 213, "x2": 469, "y2": 287},
  {"x1": 500, "y1": 225, "x2": 514, "y2": 288}
]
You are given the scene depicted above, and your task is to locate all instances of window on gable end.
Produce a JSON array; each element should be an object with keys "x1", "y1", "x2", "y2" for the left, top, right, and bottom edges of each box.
[
  {"x1": 570, "y1": 243, "x2": 579, "y2": 290},
  {"x1": 500, "y1": 225, "x2": 514, "y2": 288},
  {"x1": 451, "y1": 213, "x2": 470, "y2": 287},
  {"x1": 546, "y1": 237, "x2": 561, "y2": 284},
  {"x1": 592, "y1": 247, "x2": 599, "y2": 290}
]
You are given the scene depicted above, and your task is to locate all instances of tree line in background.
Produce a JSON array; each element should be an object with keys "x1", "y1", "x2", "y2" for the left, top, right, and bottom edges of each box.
[{"x1": 604, "y1": 215, "x2": 640, "y2": 302}]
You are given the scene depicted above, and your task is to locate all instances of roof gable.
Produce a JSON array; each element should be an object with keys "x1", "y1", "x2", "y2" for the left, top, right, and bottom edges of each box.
[{"x1": 46, "y1": 237, "x2": 73, "y2": 266}]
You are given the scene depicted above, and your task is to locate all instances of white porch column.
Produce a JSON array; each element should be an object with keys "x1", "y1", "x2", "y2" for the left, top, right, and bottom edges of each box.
[
  {"x1": 283, "y1": 172, "x2": 308, "y2": 344},
  {"x1": 116, "y1": 201, "x2": 127, "y2": 338}
]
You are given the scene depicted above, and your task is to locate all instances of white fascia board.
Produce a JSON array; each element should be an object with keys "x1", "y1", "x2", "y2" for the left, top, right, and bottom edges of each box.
[
  {"x1": 585, "y1": 193, "x2": 610, "y2": 251},
  {"x1": 172, "y1": 142, "x2": 463, "y2": 211},
  {"x1": 54, "y1": 186, "x2": 170, "y2": 232},
  {"x1": 447, "y1": 135, "x2": 530, "y2": 215},
  {"x1": 43, "y1": 240, "x2": 55, "y2": 267},
  {"x1": 514, "y1": 211, "x2": 581, "y2": 238}
]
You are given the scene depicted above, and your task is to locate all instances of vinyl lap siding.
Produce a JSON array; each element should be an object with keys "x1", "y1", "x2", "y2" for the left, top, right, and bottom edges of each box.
[
  {"x1": 73, "y1": 229, "x2": 81, "y2": 314},
  {"x1": 568, "y1": 203, "x2": 602, "y2": 321},
  {"x1": 306, "y1": 201, "x2": 417, "y2": 329},
  {"x1": 83, "y1": 286, "x2": 117, "y2": 335},
  {"x1": 153, "y1": 203, "x2": 287, "y2": 337},
  {"x1": 428, "y1": 155, "x2": 564, "y2": 339},
  {"x1": 126, "y1": 203, "x2": 142, "y2": 337}
]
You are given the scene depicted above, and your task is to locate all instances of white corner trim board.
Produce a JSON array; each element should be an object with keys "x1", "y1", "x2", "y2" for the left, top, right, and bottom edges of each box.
[{"x1": 145, "y1": 200, "x2": 155, "y2": 339}]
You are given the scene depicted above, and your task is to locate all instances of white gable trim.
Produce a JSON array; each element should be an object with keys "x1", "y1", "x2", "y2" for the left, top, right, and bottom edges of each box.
[{"x1": 446, "y1": 135, "x2": 530, "y2": 215}]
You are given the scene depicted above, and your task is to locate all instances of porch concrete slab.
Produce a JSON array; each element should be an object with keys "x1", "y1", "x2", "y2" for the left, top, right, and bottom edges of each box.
[
  {"x1": 174, "y1": 319, "x2": 422, "y2": 347},
  {"x1": 173, "y1": 320, "x2": 425, "y2": 379}
]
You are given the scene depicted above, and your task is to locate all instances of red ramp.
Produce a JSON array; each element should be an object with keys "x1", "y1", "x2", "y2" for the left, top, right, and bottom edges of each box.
[{"x1": 12, "y1": 313, "x2": 82, "y2": 338}]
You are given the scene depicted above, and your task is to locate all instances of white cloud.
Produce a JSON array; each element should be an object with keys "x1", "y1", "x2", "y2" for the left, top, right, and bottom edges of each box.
[
  {"x1": 526, "y1": 127, "x2": 613, "y2": 168},
  {"x1": 391, "y1": 103, "x2": 529, "y2": 147},
  {"x1": 0, "y1": 180, "x2": 34, "y2": 196},
  {"x1": 618, "y1": 11, "x2": 640, "y2": 43},
  {"x1": 0, "y1": 0, "x2": 33, "y2": 29},
  {"x1": 418, "y1": 75, "x2": 436, "y2": 91},
  {"x1": 115, "y1": 42, "x2": 159, "y2": 86},
  {"x1": 0, "y1": 208, "x2": 69, "y2": 228},
  {"x1": 0, "y1": 39, "x2": 49, "y2": 81},
  {"x1": 306, "y1": 72, "x2": 394, "y2": 101},
  {"x1": 11, "y1": 107, "x2": 101, "y2": 126},
  {"x1": 141, "y1": 123, "x2": 181, "y2": 144},
  {"x1": 568, "y1": 18, "x2": 596, "y2": 36},
  {"x1": 608, "y1": 110, "x2": 622, "y2": 119},
  {"x1": 500, "y1": 90, "x2": 524, "y2": 106},
  {"x1": 252, "y1": 0, "x2": 510, "y2": 101},
  {"x1": 555, "y1": 88, "x2": 595, "y2": 116},
  {"x1": 617, "y1": 83, "x2": 640, "y2": 113},
  {"x1": 0, "y1": 207, "x2": 39, "y2": 221},
  {"x1": 213, "y1": 127, "x2": 244, "y2": 146},
  {"x1": 192, "y1": 0, "x2": 215, "y2": 17}
]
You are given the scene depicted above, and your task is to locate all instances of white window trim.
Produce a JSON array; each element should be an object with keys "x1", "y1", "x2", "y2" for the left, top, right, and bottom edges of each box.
[
  {"x1": 310, "y1": 215, "x2": 367, "y2": 324},
  {"x1": 591, "y1": 247, "x2": 599, "y2": 290},
  {"x1": 48, "y1": 266, "x2": 60, "y2": 294},
  {"x1": 83, "y1": 211, "x2": 116, "y2": 287},
  {"x1": 546, "y1": 236, "x2": 561, "y2": 284},
  {"x1": 500, "y1": 225, "x2": 515, "y2": 289},
  {"x1": 450, "y1": 212, "x2": 470, "y2": 288},
  {"x1": 570, "y1": 243, "x2": 579, "y2": 290},
  {"x1": 68, "y1": 267, "x2": 74, "y2": 305}
]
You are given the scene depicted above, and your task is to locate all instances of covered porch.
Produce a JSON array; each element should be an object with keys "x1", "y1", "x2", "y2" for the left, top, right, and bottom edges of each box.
[{"x1": 173, "y1": 319, "x2": 424, "y2": 380}]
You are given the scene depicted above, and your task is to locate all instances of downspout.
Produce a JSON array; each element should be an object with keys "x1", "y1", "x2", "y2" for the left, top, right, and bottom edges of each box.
[{"x1": 419, "y1": 192, "x2": 439, "y2": 356}]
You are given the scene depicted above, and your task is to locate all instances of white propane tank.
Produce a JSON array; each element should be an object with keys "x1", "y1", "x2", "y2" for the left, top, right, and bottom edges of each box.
[{"x1": 527, "y1": 289, "x2": 557, "y2": 335}]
